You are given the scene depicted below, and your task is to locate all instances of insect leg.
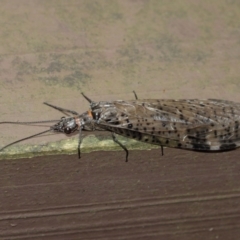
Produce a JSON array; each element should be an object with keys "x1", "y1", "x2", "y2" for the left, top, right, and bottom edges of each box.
[
  {"x1": 111, "y1": 132, "x2": 129, "y2": 162},
  {"x1": 161, "y1": 145, "x2": 164, "y2": 156},
  {"x1": 81, "y1": 92, "x2": 93, "y2": 103},
  {"x1": 132, "y1": 91, "x2": 138, "y2": 100},
  {"x1": 44, "y1": 102, "x2": 79, "y2": 116},
  {"x1": 77, "y1": 126, "x2": 83, "y2": 159}
]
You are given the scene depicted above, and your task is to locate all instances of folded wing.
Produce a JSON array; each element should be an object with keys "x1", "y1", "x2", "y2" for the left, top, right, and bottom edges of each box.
[{"x1": 97, "y1": 99, "x2": 240, "y2": 151}]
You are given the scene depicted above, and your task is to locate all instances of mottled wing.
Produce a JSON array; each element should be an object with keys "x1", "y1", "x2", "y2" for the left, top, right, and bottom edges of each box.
[{"x1": 97, "y1": 99, "x2": 240, "y2": 151}]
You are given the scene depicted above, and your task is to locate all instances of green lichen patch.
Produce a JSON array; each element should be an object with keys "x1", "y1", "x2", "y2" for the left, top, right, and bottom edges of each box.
[{"x1": 0, "y1": 134, "x2": 159, "y2": 160}]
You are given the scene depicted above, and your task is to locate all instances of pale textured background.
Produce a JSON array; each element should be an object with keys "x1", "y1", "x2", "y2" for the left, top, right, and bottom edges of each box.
[{"x1": 1, "y1": 0, "x2": 240, "y2": 147}]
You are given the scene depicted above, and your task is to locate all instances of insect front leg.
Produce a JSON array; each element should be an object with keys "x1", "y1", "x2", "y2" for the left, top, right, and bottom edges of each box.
[
  {"x1": 77, "y1": 126, "x2": 83, "y2": 159},
  {"x1": 111, "y1": 132, "x2": 129, "y2": 162}
]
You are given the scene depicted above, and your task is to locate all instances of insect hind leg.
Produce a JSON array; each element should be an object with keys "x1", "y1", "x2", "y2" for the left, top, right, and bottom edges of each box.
[
  {"x1": 132, "y1": 91, "x2": 138, "y2": 100},
  {"x1": 111, "y1": 132, "x2": 129, "y2": 162},
  {"x1": 161, "y1": 145, "x2": 164, "y2": 156},
  {"x1": 44, "y1": 102, "x2": 79, "y2": 116}
]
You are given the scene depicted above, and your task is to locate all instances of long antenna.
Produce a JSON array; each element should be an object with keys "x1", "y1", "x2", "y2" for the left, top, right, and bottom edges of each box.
[
  {"x1": 0, "y1": 129, "x2": 52, "y2": 152},
  {"x1": 0, "y1": 120, "x2": 59, "y2": 125}
]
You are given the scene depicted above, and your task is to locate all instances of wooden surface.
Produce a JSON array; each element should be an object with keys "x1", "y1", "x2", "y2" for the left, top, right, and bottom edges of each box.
[{"x1": 1, "y1": 148, "x2": 240, "y2": 239}]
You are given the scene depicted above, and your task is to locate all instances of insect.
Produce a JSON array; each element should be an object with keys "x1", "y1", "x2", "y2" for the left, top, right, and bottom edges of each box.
[{"x1": 1, "y1": 92, "x2": 240, "y2": 161}]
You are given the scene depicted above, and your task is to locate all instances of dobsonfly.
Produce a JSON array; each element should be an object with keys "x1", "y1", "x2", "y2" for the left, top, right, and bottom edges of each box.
[{"x1": 1, "y1": 92, "x2": 240, "y2": 162}]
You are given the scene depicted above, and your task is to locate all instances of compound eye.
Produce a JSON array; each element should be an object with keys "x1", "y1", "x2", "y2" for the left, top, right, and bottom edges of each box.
[
  {"x1": 63, "y1": 118, "x2": 77, "y2": 134},
  {"x1": 64, "y1": 127, "x2": 72, "y2": 134}
]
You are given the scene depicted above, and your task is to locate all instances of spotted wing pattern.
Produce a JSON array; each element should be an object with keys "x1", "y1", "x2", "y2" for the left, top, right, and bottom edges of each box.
[{"x1": 95, "y1": 99, "x2": 240, "y2": 151}]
